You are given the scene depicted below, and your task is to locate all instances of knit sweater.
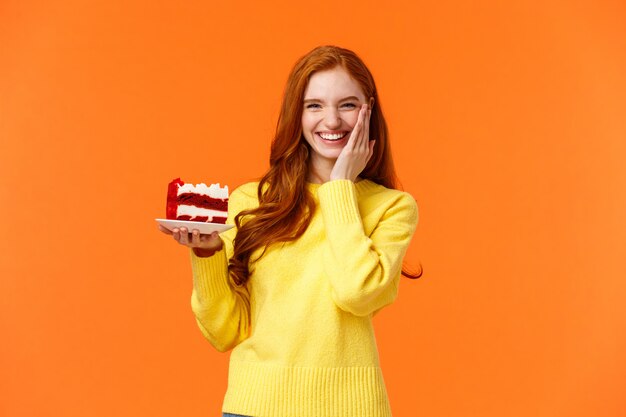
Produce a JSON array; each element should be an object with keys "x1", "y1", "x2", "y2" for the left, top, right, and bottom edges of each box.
[{"x1": 189, "y1": 179, "x2": 419, "y2": 417}]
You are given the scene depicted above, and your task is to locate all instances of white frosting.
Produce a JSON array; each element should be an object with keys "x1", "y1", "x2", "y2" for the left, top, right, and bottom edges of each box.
[
  {"x1": 177, "y1": 182, "x2": 229, "y2": 199},
  {"x1": 177, "y1": 206, "x2": 227, "y2": 220}
]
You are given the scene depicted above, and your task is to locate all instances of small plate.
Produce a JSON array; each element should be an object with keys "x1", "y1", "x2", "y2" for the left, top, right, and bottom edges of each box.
[{"x1": 156, "y1": 219, "x2": 234, "y2": 235}]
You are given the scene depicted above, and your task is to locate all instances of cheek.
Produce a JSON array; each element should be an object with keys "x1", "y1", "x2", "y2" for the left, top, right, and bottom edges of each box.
[
  {"x1": 346, "y1": 113, "x2": 360, "y2": 128},
  {"x1": 301, "y1": 114, "x2": 316, "y2": 132},
  {"x1": 300, "y1": 117, "x2": 315, "y2": 144}
]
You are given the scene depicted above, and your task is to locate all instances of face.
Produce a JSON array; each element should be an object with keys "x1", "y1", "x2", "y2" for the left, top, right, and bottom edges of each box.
[{"x1": 301, "y1": 66, "x2": 372, "y2": 163}]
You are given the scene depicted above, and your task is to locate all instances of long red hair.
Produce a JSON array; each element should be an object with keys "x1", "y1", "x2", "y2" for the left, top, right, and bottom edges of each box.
[{"x1": 228, "y1": 45, "x2": 422, "y2": 286}]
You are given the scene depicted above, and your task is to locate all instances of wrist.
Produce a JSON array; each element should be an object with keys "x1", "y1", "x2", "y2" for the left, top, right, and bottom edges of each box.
[
  {"x1": 192, "y1": 247, "x2": 218, "y2": 258},
  {"x1": 329, "y1": 172, "x2": 352, "y2": 181},
  {"x1": 329, "y1": 176, "x2": 354, "y2": 182}
]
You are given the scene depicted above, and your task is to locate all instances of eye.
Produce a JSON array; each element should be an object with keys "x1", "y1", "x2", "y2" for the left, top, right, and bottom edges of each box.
[{"x1": 305, "y1": 102, "x2": 357, "y2": 109}]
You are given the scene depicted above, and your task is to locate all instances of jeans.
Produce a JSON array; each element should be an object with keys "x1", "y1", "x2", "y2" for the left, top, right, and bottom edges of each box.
[{"x1": 223, "y1": 413, "x2": 252, "y2": 417}]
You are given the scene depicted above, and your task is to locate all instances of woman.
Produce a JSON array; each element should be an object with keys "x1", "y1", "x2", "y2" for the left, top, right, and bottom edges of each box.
[{"x1": 159, "y1": 45, "x2": 421, "y2": 417}]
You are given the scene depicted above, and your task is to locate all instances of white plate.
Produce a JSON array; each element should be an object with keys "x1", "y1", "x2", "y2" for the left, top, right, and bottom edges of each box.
[{"x1": 156, "y1": 219, "x2": 233, "y2": 235}]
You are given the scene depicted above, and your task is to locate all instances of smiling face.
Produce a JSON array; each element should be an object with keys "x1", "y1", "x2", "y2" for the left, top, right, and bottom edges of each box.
[{"x1": 301, "y1": 66, "x2": 370, "y2": 169}]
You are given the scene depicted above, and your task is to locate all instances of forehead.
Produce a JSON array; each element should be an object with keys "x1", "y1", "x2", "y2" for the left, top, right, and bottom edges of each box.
[{"x1": 304, "y1": 67, "x2": 366, "y2": 100}]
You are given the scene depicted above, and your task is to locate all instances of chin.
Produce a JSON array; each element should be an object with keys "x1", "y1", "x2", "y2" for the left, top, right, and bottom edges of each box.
[{"x1": 319, "y1": 150, "x2": 342, "y2": 160}]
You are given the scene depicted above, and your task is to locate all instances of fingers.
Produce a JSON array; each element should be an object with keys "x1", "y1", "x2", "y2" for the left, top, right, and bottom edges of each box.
[
  {"x1": 191, "y1": 229, "x2": 214, "y2": 245},
  {"x1": 158, "y1": 224, "x2": 173, "y2": 235},
  {"x1": 367, "y1": 139, "x2": 376, "y2": 163},
  {"x1": 354, "y1": 104, "x2": 370, "y2": 154},
  {"x1": 171, "y1": 227, "x2": 189, "y2": 245},
  {"x1": 346, "y1": 104, "x2": 367, "y2": 151},
  {"x1": 191, "y1": 229, "x2": 200, "y2": 245},
  {"x1": 172, "y1": 227, "x2": 182, "y2": 243},
  {"x1": 361, "y1": 106, "x2": 372, "y2": 153},
  {"x1": 179, "y1": 227, "x2": 190, "y2": 244},
  {"x1": 169, "y1": 226, "x2": 219, "y2": 248}
]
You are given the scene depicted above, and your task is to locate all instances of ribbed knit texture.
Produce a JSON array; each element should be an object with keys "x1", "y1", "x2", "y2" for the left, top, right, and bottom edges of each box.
[{"x1": 190, "y1": 179, "x2": 418, "y2": 417}]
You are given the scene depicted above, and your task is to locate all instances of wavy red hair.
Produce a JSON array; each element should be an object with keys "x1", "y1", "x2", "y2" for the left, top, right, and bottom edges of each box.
[{"x1": 228, "y1": 45, "x2": 422, "y2": 287}]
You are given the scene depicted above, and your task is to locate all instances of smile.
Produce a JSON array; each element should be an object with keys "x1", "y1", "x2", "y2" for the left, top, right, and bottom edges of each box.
[{"x1": 316, "y1": 132, "x2": 348, "y2": 141}]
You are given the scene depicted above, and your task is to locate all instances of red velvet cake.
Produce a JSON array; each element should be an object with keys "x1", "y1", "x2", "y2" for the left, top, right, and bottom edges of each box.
[{"x1": 166, "y1": 178, "x2": 229, "y2": 224}]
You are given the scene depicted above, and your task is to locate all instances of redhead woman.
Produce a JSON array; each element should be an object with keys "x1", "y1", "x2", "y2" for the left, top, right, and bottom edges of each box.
[{"x1": 158, "y1": 45, "x2": 421, "y2": 417}]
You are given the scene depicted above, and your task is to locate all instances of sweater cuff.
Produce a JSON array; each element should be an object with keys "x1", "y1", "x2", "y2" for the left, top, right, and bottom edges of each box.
[
  {"x1": 190, "y1": 247, "x2": 231, "y2": 299},
  {"x1": 317, "y1": 179, "x2": 362, "y2": 224}
]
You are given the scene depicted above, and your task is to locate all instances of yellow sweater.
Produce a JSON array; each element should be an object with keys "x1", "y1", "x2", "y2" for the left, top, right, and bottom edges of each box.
[{"x1": 190, "y1": 179, "x2": 419, "y2": 417}]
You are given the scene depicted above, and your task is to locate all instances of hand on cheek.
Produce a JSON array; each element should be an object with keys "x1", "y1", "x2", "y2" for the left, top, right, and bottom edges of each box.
[{"x1": 330, "y1": 103, "x2": 376, "y2": 182}]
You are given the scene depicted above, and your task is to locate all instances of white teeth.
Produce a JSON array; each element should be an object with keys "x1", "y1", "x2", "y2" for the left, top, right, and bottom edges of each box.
[{"x1": 318, "y1": 132, "x2": 347, "y2": 140}]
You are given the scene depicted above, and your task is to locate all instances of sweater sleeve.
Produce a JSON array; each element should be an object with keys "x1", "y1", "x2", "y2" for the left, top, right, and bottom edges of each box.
[
  {"x1": 317, "y1": 179, "x2": 418, "y2": 317},
  {"x1": 189, "y1": 186, "x2": 253, "y2": 352}
]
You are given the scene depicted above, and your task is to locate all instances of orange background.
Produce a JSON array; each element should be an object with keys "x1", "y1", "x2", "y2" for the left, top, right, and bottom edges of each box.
[{"x1": 1, "y1": 1, "x2": 625, "y2": 416}]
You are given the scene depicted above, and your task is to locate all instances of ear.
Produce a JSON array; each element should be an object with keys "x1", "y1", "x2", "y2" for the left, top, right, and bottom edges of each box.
[{"x1": 369, "y1": 96, "x2": 375, "y2": 109}]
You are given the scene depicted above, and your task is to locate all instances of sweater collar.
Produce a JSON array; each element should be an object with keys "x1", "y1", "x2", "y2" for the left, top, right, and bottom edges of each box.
[{"x1": 306, "y1": 179, "x2": 377, "y2": 195}]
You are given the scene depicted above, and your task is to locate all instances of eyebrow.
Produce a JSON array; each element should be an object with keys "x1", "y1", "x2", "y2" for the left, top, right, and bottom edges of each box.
[{"x1": 303, "y1": 96, "x2": 361, "y2": 103}]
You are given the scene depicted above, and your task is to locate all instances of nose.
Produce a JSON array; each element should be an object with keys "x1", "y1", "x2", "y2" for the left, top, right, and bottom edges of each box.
[{"x1": 323, "y1": 107, "x2": 342, "y2": 129}]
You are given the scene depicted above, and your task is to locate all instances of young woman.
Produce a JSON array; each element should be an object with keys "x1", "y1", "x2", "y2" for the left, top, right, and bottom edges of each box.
[{"x1": 159, "y1": 45, "x2": 421, "y2": 417}]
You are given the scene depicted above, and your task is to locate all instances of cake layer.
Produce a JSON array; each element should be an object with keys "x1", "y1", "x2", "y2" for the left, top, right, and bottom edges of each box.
[{"x1": 176, "y1": 193, "x2": 227, "y2": 211}]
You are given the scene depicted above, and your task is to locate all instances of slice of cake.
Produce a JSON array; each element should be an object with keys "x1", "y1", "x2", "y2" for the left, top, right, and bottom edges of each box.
[{"x1": 166, "y1": 178, "x2": 229, "y2": 224}]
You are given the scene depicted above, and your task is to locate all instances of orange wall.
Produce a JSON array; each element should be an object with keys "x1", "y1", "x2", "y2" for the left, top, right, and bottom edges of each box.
[{"x1": 1, "y1": 1, "x2": 625, "y2": 416}]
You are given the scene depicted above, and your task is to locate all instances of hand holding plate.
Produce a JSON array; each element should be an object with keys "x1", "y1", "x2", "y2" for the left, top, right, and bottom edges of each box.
[{"x1": 158, "y1": 224, "x2": 223, "y2": 257}]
